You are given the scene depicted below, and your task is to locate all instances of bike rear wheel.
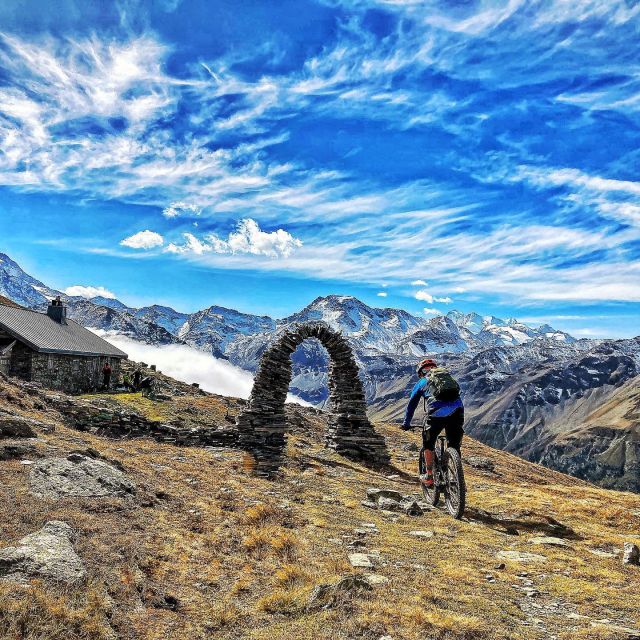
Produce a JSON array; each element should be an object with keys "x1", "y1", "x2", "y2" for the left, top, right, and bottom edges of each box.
[
  {"x1": 444, "y1": 448, "x2": 466, "y2": 519},
  {"x1": 419, "y1": 447, "x2": 440, "y2": 506}
]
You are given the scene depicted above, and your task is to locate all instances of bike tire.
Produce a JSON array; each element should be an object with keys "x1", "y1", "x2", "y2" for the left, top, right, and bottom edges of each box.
[
  {"x1": 444, "y1": 448, "x2": 466, "y2": 519},
  {"x1": 419, "y1": 447, "x2": 440, "y2": 506}
]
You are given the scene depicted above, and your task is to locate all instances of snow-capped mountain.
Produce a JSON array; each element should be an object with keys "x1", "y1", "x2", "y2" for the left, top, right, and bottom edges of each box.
[
  {"x1": 279, "y1": 295, "x2": 426, "y2": 354},
  {"x1": 65, "y1": 299, "x2": 179, "y2": 345},
  {"x1": 133, "y1": 305, "x2": 190, "y2": 336},
  {"x1": 180, "y1": 306, "x2": 275, "y2": 357},
  {"x1": 446, "y1": 310, "x2": 575, "y2": 346},
  {"x1": 0, "y1": 253, "x2": 61, "y2": 307}
]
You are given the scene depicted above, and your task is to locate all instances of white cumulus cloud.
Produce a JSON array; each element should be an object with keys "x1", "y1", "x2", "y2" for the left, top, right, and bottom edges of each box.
[
  {"x1": 415, "y1": 289, "x2": 434, "y2": 303},
  {"x1": 91, "y1": 332, "x2": 310, "y2": 405},
  {"x1": 411, "y1": 280, "x2": 428, "y2": 286},
  {"x1": 377, "y1": 291, "x2": 388, "y2": 297},
  {"x1": 64, "y1": 285, "x2": 116, "y2": 299},
  {"x1": 423, "y1": 307, "x2": 441, "y2": 315},
  {"x1": 120, "y1": 230, "x2": 165, "y2": 250},
  {"x1": 166, "y1": 218, "x2": 302, "y2": 258},
  {"x1": 414, "y1": 290, "x2": 451, "y2": 303}
]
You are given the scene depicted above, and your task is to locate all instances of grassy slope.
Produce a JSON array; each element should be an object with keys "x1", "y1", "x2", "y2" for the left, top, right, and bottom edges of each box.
[{"x1": 1, "y1": 374, "x2": 640, "y2": 640}]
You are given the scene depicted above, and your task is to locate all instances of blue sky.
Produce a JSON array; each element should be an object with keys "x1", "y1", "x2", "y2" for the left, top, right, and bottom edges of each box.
[{"x1": 0, "y1": 0, "x2": 639, "y2": 337}]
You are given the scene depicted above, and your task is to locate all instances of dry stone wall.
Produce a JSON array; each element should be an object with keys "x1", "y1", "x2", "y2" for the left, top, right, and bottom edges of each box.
[
  {"x1": 236, "y1": 322, "x2": 389, "y2": 475},
  {"x1": 53, "y1": 397, "x2": 237, "y2": 448}
]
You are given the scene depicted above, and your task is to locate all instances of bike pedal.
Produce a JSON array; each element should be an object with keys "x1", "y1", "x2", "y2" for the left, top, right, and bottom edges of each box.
[{"x1": 419, "y1": 474, "x2": 434, "y2": 488}]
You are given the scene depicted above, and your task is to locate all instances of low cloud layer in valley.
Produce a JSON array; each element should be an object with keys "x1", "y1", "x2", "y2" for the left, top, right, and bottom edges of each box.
[{"x1": 92, "y1": 331, "x2": 310, "y2": 406}]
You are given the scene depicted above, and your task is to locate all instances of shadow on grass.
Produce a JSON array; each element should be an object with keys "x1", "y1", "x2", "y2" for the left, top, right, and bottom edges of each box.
[{"x1": 465, "y1": 507, "x2": 582, "y2": 539}]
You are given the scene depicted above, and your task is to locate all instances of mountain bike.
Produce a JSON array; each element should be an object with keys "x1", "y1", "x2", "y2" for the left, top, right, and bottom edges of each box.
[{"x1": 418, "y1": 415, "x2": 466, "y2": 519}]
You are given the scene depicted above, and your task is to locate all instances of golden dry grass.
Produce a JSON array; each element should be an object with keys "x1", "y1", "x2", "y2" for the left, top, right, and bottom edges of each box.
[{"x1": 1, "y1": 375, "x2": 639, "y2": 639}]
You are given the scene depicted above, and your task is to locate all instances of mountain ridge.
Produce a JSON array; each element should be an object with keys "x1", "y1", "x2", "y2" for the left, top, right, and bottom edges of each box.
[{"x1": 1, "y1": 251, "x2": 639, "y2": 493}]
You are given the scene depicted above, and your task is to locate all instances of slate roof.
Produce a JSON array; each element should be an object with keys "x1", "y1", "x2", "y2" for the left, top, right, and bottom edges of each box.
[{"x1": 0, "y1": 304, "x2": 127, "y2": 358}]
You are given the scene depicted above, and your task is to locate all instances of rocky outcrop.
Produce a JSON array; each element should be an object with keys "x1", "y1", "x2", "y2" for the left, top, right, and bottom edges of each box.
[
  {"x1": 0, "y1": 414, "x2": 38, "y2": 438},
  {"x1": 29, "y1": 454, "x2": 136, "y2": 499},
  {"x1": 0, "y1": 521, "x2": 85, "y2": 584},
  {"x1": 237, "y1": 322, "x2": 389, "y2": 475}
]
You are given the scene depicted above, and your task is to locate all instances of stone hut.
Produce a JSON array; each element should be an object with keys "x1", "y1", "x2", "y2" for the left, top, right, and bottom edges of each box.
[{"x1": 0, "y1": 298, "x2": 127, "y2": 393}]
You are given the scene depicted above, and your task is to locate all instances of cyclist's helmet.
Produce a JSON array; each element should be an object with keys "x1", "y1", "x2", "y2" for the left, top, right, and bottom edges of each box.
[{"x1": 417, "y1": 358, "x2": 437, "y2": 376}]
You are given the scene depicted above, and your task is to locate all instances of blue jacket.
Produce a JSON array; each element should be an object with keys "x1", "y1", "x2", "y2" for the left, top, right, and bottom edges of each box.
[{"x1": 402, "y1": 376, "x2": 463, "y2": 428}]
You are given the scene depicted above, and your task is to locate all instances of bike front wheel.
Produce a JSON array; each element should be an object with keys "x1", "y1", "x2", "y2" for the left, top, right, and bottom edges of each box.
[{"x1": 444, "y1": 448, "x2": 466, "y2": 519}]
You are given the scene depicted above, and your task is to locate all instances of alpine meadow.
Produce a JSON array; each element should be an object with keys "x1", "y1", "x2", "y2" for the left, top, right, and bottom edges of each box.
[{"x1": 0, "y1": 2, "x2": 639, "y2": 639}]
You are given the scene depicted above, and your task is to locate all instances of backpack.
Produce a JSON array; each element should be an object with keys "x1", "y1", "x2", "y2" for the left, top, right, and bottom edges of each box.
[{"x1": 427, "y1": 367, "x2": 460, "y2": 401}]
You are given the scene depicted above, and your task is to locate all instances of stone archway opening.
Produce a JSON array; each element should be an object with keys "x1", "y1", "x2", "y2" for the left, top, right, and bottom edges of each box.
[{"x1": 236, "y1": 322, "x2": 389, "y2": 475}]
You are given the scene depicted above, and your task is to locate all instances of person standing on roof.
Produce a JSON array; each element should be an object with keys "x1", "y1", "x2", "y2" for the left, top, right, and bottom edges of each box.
[{"x1": 401, "y1": 358, "x2": 464, "y2": 488}]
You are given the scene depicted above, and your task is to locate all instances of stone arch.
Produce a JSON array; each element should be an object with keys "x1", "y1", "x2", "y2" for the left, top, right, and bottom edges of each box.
[{"x1": 236, "y1": 322, "x2": 389, "y2": 475}]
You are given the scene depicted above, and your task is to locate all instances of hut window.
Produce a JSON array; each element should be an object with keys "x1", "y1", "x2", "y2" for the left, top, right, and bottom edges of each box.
[
  {"x1": 47, "y1": 355, "x2": 54, "y2": 370},
  {"x1": 73, "y1": 359, "x2": 79, "y2": 371}
]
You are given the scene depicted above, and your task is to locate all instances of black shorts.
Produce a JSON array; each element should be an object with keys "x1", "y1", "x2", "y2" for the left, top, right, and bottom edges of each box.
[{"x1": 422, "y1": 407, "x2": 464, "y2": 451}]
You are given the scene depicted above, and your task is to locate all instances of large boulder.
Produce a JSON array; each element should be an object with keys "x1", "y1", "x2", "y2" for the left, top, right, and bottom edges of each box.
[
  {"x1": 30, "y1": 454, "x2": 135, "y2": 499},
  {"x1": 0, "y1": 521, "x2": 85, "y2": 584},
  {"x1": 0, "y1": 415, "x2": 38, "y2": 439}
]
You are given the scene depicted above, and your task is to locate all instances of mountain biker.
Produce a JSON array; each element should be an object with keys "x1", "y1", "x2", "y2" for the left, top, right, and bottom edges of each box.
[{"x1": 401, "y1": 358, "x2": 464, "y2": 488}]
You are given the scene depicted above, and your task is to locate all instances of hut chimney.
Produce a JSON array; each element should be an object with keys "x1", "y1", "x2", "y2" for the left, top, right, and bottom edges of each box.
[{"x1": 47, "y1": 296, "x2": 67, "y2": 324}]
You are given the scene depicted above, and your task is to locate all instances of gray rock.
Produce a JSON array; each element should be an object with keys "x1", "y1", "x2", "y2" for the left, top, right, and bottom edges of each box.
[
  {"x1": 622, "y1": 542, "x2": 639, "y2": 566},
  {"x1": 349, "y1": 553, "x2": 374, "y2": 568},
  {"x1": 366, "y1": 488, "x2": 403, "y2": 503},
  {"x1": 0, "y1": 521, "x2": 85, "y2": 584},
  {"x1": 401, "y1": 500, "x2": 423, "y2": 516},
  {"x1": 30, "y1": 454, "x2": 135, "y2": 499},
  {"x1": 402, "y1": 442, "x2": 419, "y2": 452},
  {"x1": 0, "y1": 415, "x2": 37, "y2": 439},
  {"x1": 407, "y1": 530, "x2": 434, "y2": 538},
  {"x1": 528, "y1": 536, "x2": 571, "y2": 547},
  {"x1": 377, "y1": 496, "x2": 403, "y2": 511},
  {"x1": 496, "y1": 550, "x2": 547, "y2": 563},
  {"x1": 361, "y1": 500, "x2": 378, "y2": 509}
]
